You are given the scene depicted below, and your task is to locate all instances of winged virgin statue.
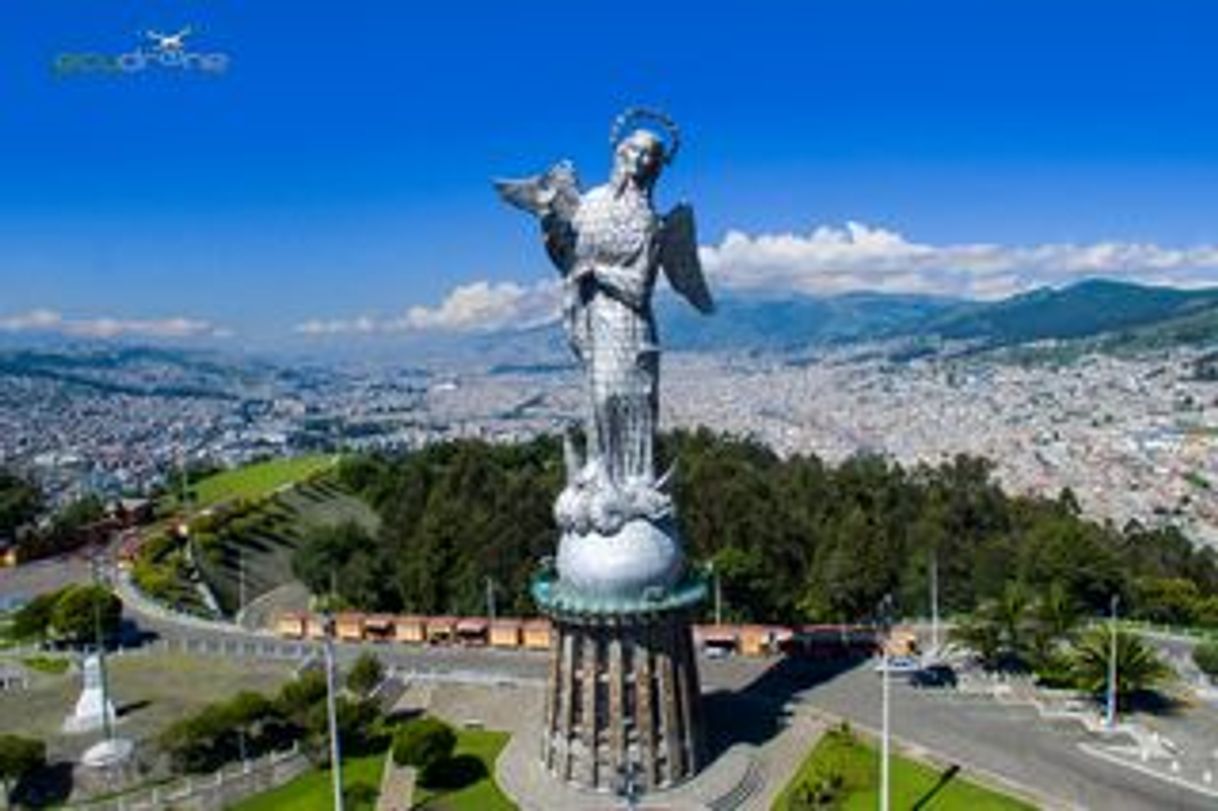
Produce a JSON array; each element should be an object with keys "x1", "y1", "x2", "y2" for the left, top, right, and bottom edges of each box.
[{"x1": 495, "y1": 108, "x2": 714, "y2": 596}]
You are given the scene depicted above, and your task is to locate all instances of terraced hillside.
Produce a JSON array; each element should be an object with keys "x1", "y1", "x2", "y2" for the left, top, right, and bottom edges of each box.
[{"x1": 195, "y1": 473, "x2": 380, "y2": 618}]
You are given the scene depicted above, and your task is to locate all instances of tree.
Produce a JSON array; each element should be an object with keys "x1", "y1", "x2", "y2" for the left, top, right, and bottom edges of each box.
[
  {"x1": 226, "y1": 691, "x2": 278, "y2": 760},
  {"x1": 48, "y1": 585, "x2": 121, "y2": 645},
  {"x1": 346, "y1": 652, "x2": 384, "y2": 697},
  {"x1": 1134, "y1": 577, "x2": 1202, "y2": 626},
  {"x1": 1193, "y1": 638, "x2": 1218, "y2": 679},
  {"x1": 323, "y1": 434, "x2": 1218, "y2": 628},
  {"x1": 0, "y1": 471, "x2": 41, "y2": 539},
  {"x1": 51, "y1": 494, "x2": 105, "y2": 535},
  {"x1": 1070, "y1": 627, "x2": 1172, "y2": 709},
  {"x1": 292, "y1": 521, "x2": 373, "y2": 597},
  {"x1": 0, "y1": 734, "x2": 44, "y2": 809},
  {"x1": 392, "y1": 717, "x2": 455, "y2": 771}
]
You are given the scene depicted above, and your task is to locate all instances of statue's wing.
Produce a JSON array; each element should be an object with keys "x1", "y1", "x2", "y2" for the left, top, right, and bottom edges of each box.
[
  {"x1": 544, "y1": 160, "x2": 581, "y2": 222},
  {"x1": 494, "y1": 161, "x2": 582, "y2": 275},
  {"x1": 493, "y1": 160, "x2": 581, "y2": 220},
  {"x1": 659, "y1": 203, "x2": 714, "y2": 314},
  {"x1": 494, "y1": 174, "x2": 548, "y2": 215}
]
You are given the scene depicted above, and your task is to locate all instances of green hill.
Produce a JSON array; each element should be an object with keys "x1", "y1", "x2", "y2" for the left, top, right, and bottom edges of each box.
[
  {"x1": 163, "y1": 455, "x2": 338, "y2": 513},
  {"x1": 921, "y1": 279, "x2": 1218, "y2": 346},
  {"x1": 1097, "y1": 302, "x2": 1218, "y2": 352}
]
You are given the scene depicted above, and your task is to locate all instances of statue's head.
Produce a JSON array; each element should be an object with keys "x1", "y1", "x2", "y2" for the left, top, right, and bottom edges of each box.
[
  {"x1": 613, "y1": 130, "x2": 666, "y2": 188},
  {"x1": 609, "y1": 107, "x2": 680, "y2": 191}
]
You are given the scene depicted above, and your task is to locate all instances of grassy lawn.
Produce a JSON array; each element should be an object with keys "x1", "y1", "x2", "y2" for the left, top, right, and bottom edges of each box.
[
  {"x1": 20, "y1": 654, "x2": 70, "y2": 674},
  {"x1": 773, "y1": 724, "x2": 1036, "y2": 810},
  {"x1": 228, "y1": 750, "x2": 387, "y2": 811},
  {"x1": 165, "y1": 455, "x2": 338, "y2": 512},
  {"x1": 412, "y1": 729, "x2": 515, "y2": 811}
]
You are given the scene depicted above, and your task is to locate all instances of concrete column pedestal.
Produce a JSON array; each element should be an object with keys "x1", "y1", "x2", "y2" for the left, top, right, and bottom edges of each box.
[{"x1": 539, "y1": 603, "x2": 705, "y2": 793}]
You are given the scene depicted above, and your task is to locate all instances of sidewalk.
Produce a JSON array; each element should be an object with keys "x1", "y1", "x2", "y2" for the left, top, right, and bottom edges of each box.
[{"x1": 376, "y1": 750, "x2": 415, "y2": 811}]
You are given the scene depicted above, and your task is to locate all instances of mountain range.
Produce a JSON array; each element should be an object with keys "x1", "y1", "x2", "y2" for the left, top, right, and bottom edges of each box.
[
  {"x1": 656, "y1": 279, "x2": 1218, "y2": 353},
  {"x1": 4, "y1": 280, "x2": 1216, "y2": 370}
]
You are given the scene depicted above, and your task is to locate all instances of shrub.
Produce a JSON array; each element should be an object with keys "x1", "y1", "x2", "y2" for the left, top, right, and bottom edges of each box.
[
  {"x1": 0, "y1": 734, "x2": 45, "y2": 801},
  {"x1": 305, "y1": 696, "x2": 383, "y2": 759},
  {"x1": 276, "y1": 670, "x2": 328, "y2": 727},
  {"x1": 392, "y1": 717, "x2": 455, "y2": 770},
  {"x1": 160, "y1": 689, "x2": 283, "y2": 773},
  {"x1": 20, "y1": 656, "x2": 69, "y2": 675},
  {"x1": 346, "y1": 652, "x2": 384, "y2": 697},
  {"x1": 789, "y1": 770, "x2": 844, "y2": 810},
  {"x1": 343, "y1": 781, "x2": 379, "y2": 810}
]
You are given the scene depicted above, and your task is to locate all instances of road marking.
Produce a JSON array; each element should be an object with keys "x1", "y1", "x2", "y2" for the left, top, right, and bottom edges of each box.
[{"x1": 1079, "y1": 742, "x2": 1218, "y2": 801}]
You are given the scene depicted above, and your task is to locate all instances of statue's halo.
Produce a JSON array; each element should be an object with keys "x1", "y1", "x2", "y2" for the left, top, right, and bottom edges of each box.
[{"x1": 610, "y1": 106, "x2": 681, "y2": 166}]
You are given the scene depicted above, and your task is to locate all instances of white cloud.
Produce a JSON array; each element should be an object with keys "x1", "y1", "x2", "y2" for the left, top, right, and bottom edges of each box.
[
  {"x1": 699, "y1": 222, "x2": 1218, "y2": 299},
  {"x1": 0, "y1": 310, "x2": 230, "y2": 339},
  {"x1": 294, "y1": 222, "x2": 1218, "y2": 337},
  {"x1": 294, "y1": 280, "x2": 561, "y2": 336},
  {"x1": 0, "y1": 309, "x2": 63, "y2": 332}
]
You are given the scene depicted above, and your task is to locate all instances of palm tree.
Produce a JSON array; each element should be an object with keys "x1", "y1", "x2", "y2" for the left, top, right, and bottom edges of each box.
[
  {"x1": 1028, "y1": 581, "x2": 1081, "y2": 670},
  {"x1": 1071, "y1": 627, "x2": 1172, "y2": 709},
  {"x1": 949, "y1": 581, "x2": 1035, "y2": 670},
  {"x1": 950, "y1": 614, "x2": 1004, "y2": 669},
  {"x1": 993, "y1": 581, "x2": 1034, "y2": 653}
]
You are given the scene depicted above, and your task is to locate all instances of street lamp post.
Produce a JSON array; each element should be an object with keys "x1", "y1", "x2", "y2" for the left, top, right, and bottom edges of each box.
[
  {"x1": 322, "y1": 612, "x2": 345, "y2": 811},
  {"x1": 929, "y1": 549, "x2": 940, "y2": 657},
  {"x1": 1106, "y1": 594, "x2": 1120, "y2": 729},
  {"x1": 239, "y1": 547, "x2": 247, "y2": 619},
  {"x1": 878, "y1": 593, "x2": 894, "y2": 811},
  {"x1": 714, "y1": 563, "x2": 723, "y2": 627}
]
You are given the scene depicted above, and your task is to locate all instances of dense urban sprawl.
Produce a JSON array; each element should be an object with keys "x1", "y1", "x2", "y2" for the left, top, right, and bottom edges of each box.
[{"x1": 1, "y1": 344, "x2": 1214, "y2": 548}]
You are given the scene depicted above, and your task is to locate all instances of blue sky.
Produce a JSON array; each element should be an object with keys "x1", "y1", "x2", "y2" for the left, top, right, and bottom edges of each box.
[{"x1": 4, "y1": 0, "x2": 1218, "y2": 344}]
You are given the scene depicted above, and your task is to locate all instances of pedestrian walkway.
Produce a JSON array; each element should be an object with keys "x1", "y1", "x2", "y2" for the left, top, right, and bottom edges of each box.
[
  {"x1": 376, "y1": 750, "x2": 415, "y2": 811},
  {"x1": 750, "y1": 709, "x2": 827, "y2": 808},
  {"x1": 494, "y1": 690, "x2": 825, "y2": 811}
]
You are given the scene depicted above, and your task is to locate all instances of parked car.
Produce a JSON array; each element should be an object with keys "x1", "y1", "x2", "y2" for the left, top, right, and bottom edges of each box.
[
  {"x1": 874, "y1": 655, "x2": 921, "y2": 674},
  {"x1": 909, "y1": 663, "x2": 958, "y2": 688}
]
